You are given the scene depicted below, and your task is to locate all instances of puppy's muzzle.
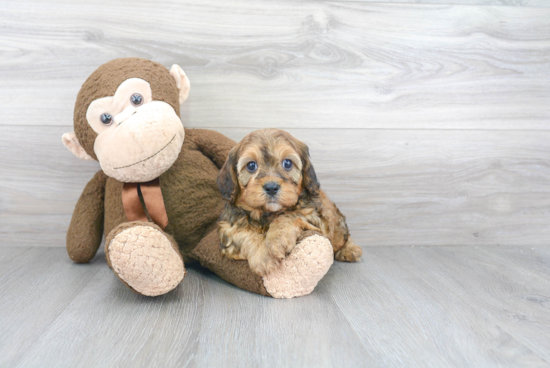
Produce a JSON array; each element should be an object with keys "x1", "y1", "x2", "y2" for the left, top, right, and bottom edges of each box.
[{"x1": 263, "y1": 182, "x2": 280, "y2": 197}]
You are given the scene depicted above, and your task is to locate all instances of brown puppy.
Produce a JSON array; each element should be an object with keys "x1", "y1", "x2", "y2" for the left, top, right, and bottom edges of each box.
[{"x1": 217, "y1": 129, "x2": 362, "y2": 276}]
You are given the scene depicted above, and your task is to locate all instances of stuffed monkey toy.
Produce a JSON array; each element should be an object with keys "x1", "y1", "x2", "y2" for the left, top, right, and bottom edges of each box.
[{"x1": 63, "y1": 58, "x2": 334, "y2": 298}]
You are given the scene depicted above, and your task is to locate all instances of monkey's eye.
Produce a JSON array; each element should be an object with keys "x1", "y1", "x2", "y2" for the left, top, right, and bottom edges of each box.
[
  {"x1": 282, "y1": 159, "x2": 293, "y2": 171},
  {"x1": 100, "y1": 113, "x2": 113, "y2": 125},
  {"x1": 130, "y1": 93, "x2": 143, "y2": 106},
  {"x1": 246, "y1": 161, "x2": 258, "y2": 173}
]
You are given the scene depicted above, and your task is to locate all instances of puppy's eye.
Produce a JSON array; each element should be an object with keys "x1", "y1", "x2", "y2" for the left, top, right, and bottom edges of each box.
[
  {"x1": 130, "y1": 93, "x2": 143, "y2": 106},
  {"x1": 282, "y1": 159, "x2": 293, "y2": 171},
  {"x1": 246, "y1": 161, "x2": 258, "y2": 173},
  {"x1": 101, "y1": 113, "x2": 113, "y2": 125}
]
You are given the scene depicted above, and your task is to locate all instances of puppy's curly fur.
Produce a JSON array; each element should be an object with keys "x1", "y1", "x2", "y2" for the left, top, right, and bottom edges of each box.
[{"x1": 217, "y1": 129, "x2": 362, "y2": 276}]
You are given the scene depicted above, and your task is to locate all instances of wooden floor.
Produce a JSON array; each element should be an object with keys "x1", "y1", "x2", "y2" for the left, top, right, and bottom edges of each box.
[
  {"x1": 0, "y1": 245, "x2": 549, "y2": 367},
  {"x1": 1, "y1": 0, "x2": 550, "y2": 366}
]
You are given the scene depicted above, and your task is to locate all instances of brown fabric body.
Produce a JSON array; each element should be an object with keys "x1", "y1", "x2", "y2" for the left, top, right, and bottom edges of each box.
[{"x1": 73, "y1": 58, "x2": 180, "y2": 160}]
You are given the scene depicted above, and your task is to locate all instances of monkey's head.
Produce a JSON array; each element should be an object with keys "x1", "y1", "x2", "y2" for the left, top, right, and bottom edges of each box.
[{"x1": 62, "y1": 58, "x2": 190, "y2": 183}]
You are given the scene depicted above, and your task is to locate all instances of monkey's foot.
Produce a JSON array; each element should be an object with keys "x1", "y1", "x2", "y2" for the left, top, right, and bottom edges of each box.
[
  {"x1": 105, "y1": 222, "x2": 185, "y2": 296},
  {"x1": 262, "y1": 234, "x2": 333, "y2": 299}
]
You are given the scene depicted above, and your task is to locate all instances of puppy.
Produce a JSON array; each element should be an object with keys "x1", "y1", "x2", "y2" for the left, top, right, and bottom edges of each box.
[{"x1": 217, "y1": 129, "x2": 362, "y2": 276}]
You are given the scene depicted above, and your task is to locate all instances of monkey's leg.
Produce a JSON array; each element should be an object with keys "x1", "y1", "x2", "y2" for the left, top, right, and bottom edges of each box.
[
  {"x1": 191, "y1": 228, "x2": 334, "y2": 298},
  {"x1": 105, "y1": 221, "x2": 186, "y2": 296}
]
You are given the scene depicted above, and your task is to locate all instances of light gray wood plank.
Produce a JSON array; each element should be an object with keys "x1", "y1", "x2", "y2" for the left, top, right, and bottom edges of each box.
[
  {"x1": 12, "y1": 252, "x2": 208, "y2": 368},
  {"x1": 8, "y1": 250, "x2": 369, "y2": 368},
  {"x1": 2, "y1": 126, "x2": 550, "y2": 247},
  {"x1": 2, "y1": 245, "x2": 549, "y2": 367},
  {"x1": 321, "y1": 245, "x2": 550, "y2": 367},
  {"x1": 0, "y1": 247, "x2": 102, "y2": 366},
  {"x1": 192, "y1": 268, "x2": 370, "y2": 368},
  {"x1": 477, "y1": 245, "x2": 550, "y2": 280},
  {"x1": 0, "y1": 246, "x2": 33, "y2": 282},
  {"x1": 1, "y1": 1, "x2": 549, "y2": 129}
]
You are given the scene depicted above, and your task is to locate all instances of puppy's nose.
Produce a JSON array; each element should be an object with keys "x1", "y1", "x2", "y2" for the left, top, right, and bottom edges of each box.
[{"x1": 263, "y1": 182, "x2": 280, "y2": 196}]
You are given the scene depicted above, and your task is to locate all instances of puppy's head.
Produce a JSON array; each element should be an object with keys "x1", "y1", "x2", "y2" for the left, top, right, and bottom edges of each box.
[{"x1": 218, "y1": 129, "x2": 320, "y2": 212}]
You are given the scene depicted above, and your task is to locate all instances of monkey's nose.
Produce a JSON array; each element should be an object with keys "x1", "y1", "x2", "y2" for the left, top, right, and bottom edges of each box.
[
  {"x1": 263, "y1": 182, "x2": 280, "y2": 196},
  {"x1": 114, "y1": 105, "x2": 137, "y2": 126}
]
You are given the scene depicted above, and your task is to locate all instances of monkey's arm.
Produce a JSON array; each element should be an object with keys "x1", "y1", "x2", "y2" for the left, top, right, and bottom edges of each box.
[
  {"x1": 66, "y1": 170, "x2": 108, "y2": 263},
  {"x1": 185, "y1": 128, "x2": 236, "y2": 169}
]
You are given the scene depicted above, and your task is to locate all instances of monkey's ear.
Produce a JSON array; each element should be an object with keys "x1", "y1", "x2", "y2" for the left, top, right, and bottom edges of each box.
[
  {"x1": 217, "y1": 147, "x2": 239, "y2": 202},
  {"x1": 62, "y1": 132, "x2": 94, "y2": 161},
  {"x1": 170, "y1": 64, "x2": 191, "y2": 104}
]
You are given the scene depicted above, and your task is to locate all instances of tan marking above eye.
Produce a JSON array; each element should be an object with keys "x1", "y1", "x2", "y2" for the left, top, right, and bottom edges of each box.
[{"x1": 86, "y1": 78, "x2": 153, "y2": 134}]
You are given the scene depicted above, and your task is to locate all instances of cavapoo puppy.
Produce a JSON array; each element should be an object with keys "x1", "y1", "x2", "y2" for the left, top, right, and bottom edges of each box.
[{"x1": 217, "y1": 129, "x2": 362, "y2": 276}]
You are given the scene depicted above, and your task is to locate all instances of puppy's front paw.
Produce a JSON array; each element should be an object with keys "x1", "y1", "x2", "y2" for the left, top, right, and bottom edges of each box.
[
  {"x1": 266, "y1": 230, "x2": 297, "y2": 260},
  {"x1": 335, "y1": 238, "x2": 363, "y2": 262},
  {"x1": 248, "y1": 246, "x2": 282, "y2": 276},
  {"x1": 221, "y1": 244, "x2": 247, "y2": 261}
]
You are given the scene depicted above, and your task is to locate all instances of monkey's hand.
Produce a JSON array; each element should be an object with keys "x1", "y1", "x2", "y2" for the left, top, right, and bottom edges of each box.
[{"x1": 66, "y1": 170, "x2": 107, "y2": 263}]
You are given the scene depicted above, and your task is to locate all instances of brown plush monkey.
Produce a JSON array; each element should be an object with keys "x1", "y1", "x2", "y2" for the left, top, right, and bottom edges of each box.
[{"x1": 63, "y1": 58, "x2": 333, "y2": 298}]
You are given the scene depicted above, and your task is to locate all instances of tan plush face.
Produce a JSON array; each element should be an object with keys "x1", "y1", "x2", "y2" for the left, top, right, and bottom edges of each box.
[
  {"x1": 217, "y1": 129, "x2": 320, "y2": 213},
  {"x1": 62, "y1": 58, "x2": 191, "y2": 183},
  {"x1": 88, "y1": 78, "x2": 184, "y2": 182}
]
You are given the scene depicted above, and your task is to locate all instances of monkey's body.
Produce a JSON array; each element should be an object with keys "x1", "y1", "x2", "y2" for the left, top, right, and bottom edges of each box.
[{"x1": 64, "y1": 58, "x2": 334, "y2": 298}]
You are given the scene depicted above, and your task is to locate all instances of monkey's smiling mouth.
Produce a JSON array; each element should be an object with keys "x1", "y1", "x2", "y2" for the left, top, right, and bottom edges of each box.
[{"x1": 114, "y1": 134, "x2": 177, "y2": 170}]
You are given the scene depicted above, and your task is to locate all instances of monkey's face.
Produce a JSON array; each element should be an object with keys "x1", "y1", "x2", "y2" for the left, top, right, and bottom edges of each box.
[
  {"x1": 87, "y1": 78, "x2": 184, "y2": 182},
  {"x1": 63, "y1": 59, "x2": 191, "y2": 183}
]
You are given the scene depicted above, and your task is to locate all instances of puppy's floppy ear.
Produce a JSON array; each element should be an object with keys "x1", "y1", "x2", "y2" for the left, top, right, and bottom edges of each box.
[
  {"x1": 217, "y1": 146, "x2": 240, "y2": 202},
  {"x1": 297, "y1": 141, "x2": 320, "y2": 196}
]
